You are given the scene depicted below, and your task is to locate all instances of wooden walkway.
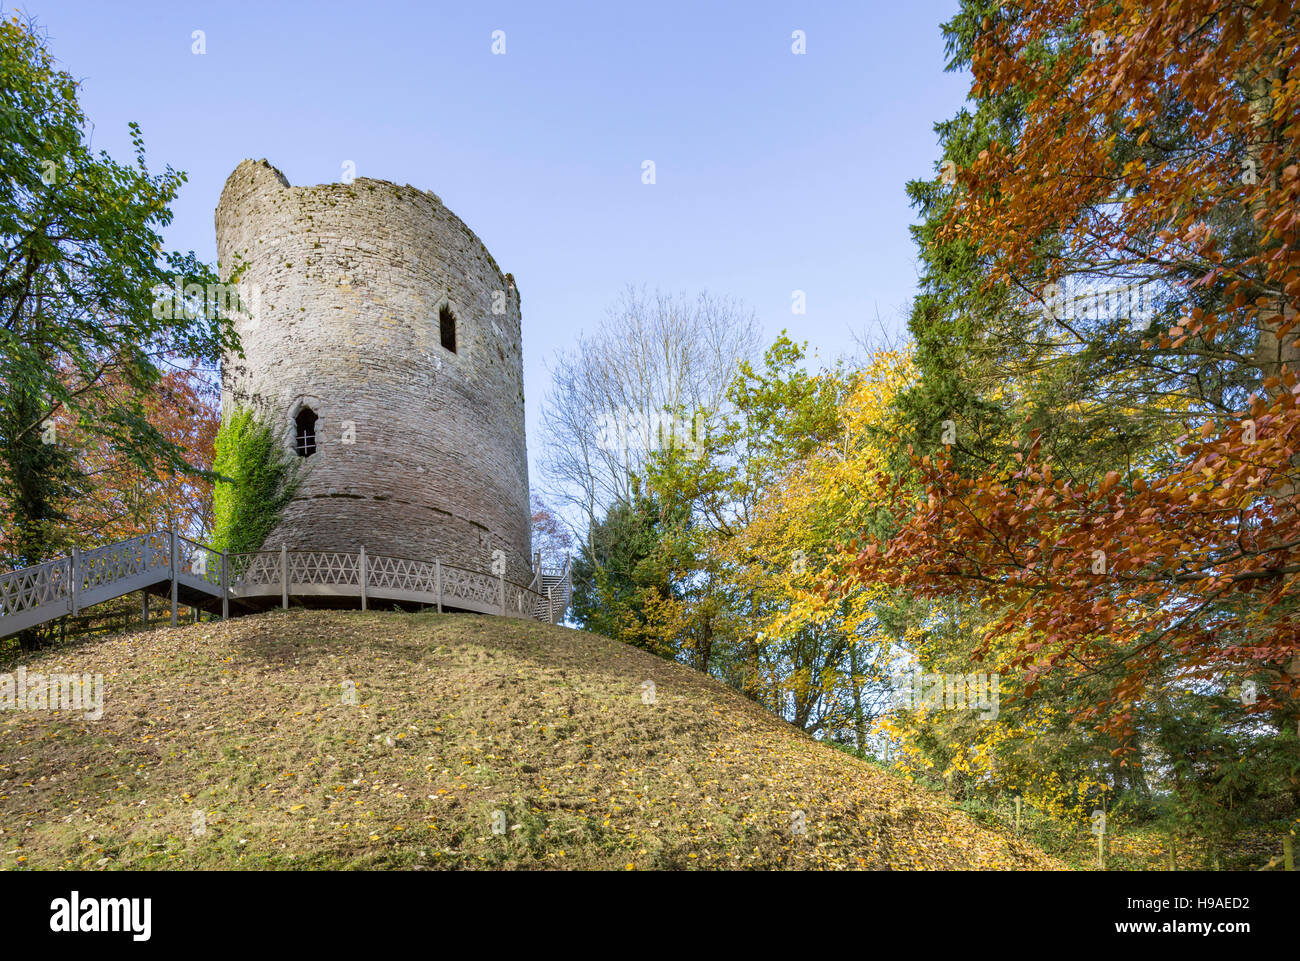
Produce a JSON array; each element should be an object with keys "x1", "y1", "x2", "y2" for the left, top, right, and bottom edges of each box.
[{"x1": 0, "y1": 530, "x2": 571, "y2": 640}]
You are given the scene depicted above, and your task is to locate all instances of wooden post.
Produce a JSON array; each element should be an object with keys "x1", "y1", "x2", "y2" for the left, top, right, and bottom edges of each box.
[
  {"x1": 1168, "y1": 839, "x2": 1176, "y2": 871},
  {"x1": 359, "y1": 546, "x2": 367, "y2": 611},
  {"x1": 1014, "y1": 796, "x2": 1021, "y2": 834},
  {"x1": 547, "y1": 584, "x2": 554, "y2": 624},
  {"x1": 1285, "y1": 836, "x2": 1294, "y2": 872},
  {"x1": 70, "y1": 546, "x2": 80, "y2": 616},
  {"x1": 435, "y1": 559, "x2": 443, "y2": 613},
  {"x1": 499, "y1": 572, "x2": 505, "y2": 616},
  {"x1": 280, "y1": 545, "x2": 288, "y2": 610},
  {"x1": 169, "y1": 530, "x2": 178, "y2": 627},
  {"x1": 221, "y1": 551, "x2": 229, "y2": 621},
  {"x1": 1098, "y1": 833, "x2": 1105, "y2": 871}
]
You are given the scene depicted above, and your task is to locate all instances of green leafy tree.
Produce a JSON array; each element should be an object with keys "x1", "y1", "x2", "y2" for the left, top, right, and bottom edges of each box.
[
  {"x1": 0, "y1": 16, "x2": 236, "y2": 576},
  {"x1": 569, "y1": 484, "x2": 687, "y2": 658},
  {"x1": 636, "y1": 336, "x2": 852, "y2": 699}
]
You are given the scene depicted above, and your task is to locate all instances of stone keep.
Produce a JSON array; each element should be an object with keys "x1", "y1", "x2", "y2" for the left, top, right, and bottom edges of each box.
[{"x1": 216, "y1": 159, "x2": 532, "y2": 585}]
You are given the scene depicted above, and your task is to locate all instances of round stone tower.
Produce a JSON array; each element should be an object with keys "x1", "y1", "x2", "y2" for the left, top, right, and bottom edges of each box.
[{"x1": 215, "y1": 159, "x2": 532, "y2": 585}]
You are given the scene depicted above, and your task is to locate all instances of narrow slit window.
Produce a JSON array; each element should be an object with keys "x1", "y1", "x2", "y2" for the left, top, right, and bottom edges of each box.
[
  {"x1": 294, "y1": 408, "x2": 318, "y2": 457},
  {"x1": 439, "y1": 304, "x2": 457, "y2": 353}
]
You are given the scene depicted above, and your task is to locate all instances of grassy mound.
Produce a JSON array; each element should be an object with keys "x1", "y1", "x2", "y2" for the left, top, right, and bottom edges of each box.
[{"x1": 0, "y1": 610, "x2": 1062, "y2": 870}]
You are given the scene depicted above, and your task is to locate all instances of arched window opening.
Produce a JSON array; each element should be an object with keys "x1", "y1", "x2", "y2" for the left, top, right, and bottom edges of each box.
[
  {"x1": 439, "y1": 304, "x2": 457, "y2": 353},
  {"x1": 294, "y1": 407, "x2": 318, "y2": 457}
]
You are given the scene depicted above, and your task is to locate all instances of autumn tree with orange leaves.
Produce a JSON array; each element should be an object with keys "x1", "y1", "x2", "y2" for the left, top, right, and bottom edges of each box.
[
  {"x1": 843, "y1": 0, "x2": 1300, "y2": 831},
  {"x1": 66, "y1": 364, "x2": 220, "y2": 545}
]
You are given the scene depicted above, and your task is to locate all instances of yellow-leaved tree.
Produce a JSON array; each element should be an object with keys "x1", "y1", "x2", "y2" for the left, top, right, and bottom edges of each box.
[{"x1": 737, "y1": 349, "x2": 916, "y2": 747}]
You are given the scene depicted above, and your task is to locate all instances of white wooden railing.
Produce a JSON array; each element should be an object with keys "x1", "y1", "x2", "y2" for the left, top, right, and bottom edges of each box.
[{"x1": 0, "y1": 529, "x2": 570, "y2": 640}]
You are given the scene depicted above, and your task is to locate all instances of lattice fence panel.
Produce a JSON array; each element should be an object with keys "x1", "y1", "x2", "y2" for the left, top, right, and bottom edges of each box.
[
  {"x1": 79, "y1": 532, "x2": 163, "y2": 593},
  {"x1": 0, "y1": 557, "x2": 71, "y2": 618},
  {"x1": 441, "y1": 564, "x2": 501, "y2": 609},
  {"x1": 289, "y1": 551, "x2": 359, "y2": 587},
  {"x1": 503, "y1": 581, "x2": 540, "y2": 619},
  {"x1": 229, "y1": 552, "x2": 282, "y2": 590},
  {"x1": 367, "y1": 555, "x2": 438, "y2": 594},
  {"x1": 176, "y1": 535, "x2": 224, "y2": 588}
]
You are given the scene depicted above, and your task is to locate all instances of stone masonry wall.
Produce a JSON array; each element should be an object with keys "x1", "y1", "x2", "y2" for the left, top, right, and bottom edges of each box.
[{"x1": 215, "y1": 159, "x2": 532, "y2": 586}]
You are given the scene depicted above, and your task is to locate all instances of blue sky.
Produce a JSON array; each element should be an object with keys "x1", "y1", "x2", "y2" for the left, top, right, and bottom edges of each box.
[{"x1": 27, "y1": 0, "x2": 969, "y2": 481}]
